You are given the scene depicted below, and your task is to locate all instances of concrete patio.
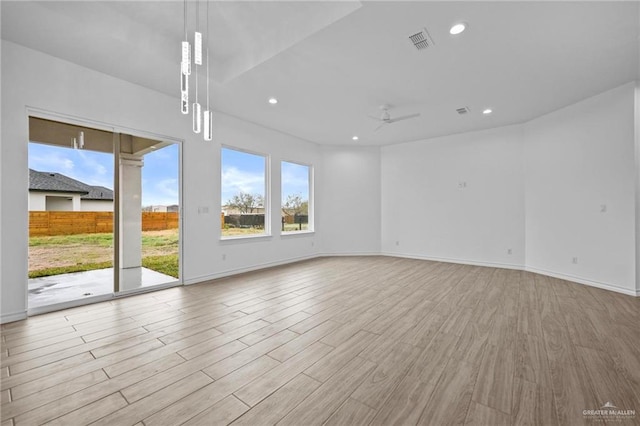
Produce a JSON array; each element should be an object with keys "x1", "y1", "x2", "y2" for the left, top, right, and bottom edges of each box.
[{"x1": 28, "y1": 267, "x2": 177, "y2": 309}]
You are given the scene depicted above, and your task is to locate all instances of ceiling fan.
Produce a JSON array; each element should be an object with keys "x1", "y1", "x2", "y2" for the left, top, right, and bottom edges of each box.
[{"x1": 368, "y1": 104, "x2": 420, "y2": 131}]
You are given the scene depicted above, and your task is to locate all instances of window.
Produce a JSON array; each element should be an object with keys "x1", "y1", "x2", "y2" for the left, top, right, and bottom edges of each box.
[
  {"x1": 221, "y1": 147, "x2": 268, "y2": 238},
  {"x1": 281, "y1": 161, "x2": 312, "y2": 233}
]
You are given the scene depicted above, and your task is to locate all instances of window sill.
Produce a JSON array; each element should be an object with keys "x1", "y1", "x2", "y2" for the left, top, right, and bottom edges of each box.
[
  {"x1": 281, "y1": 230, "x2": 315, "y2": 237},
  {"x1": 220, "y1": 234, "x2": 272, "y2": 243}
]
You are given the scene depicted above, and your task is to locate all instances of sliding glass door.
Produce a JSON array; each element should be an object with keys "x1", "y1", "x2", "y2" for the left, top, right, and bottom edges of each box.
[
  {"x1": 116, "y1": 134, "x2": 180, "y2": 293},
  {"x1": 27, "y1": 117, "x2": 180, "y2": 311},
  {"x1": 28, "y1": 117, "x2": 116, "y2": 309}
]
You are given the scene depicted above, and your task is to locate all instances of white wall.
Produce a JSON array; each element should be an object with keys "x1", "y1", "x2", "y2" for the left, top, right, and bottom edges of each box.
[
  {"x1": 381, "y1": 125, "x2": 525, "y2": 268},
  {"x1": 29, "y1": 193, "x2": 113, "y2": 211},
  {"x1": 0, "y1": 41, "x2": 326, "y2": 322},
  {"x1": 46, "y1": 195, "x2": 75, "y2": 211},
  {"x1": 320, "y1": 146, "x2": 381, "y2": 255},
  {"x1": 524, "y1": 82, "x2": 636, "y2": 295},
  {"x1": 631, "y1": 2, "x2": 639, "y2": 294},
  {"x1": 188, "y1": 111, "x2": 323, "y2": 283},
  {"x1": 28, "y1": 192, "x2": 46, "y2": 211},
  {"x1": 380, "y1": 83, "x2": 637, "y2": 295},
  {"x1": 81, "y1": 200, "x2": 113, "y2": 212}
]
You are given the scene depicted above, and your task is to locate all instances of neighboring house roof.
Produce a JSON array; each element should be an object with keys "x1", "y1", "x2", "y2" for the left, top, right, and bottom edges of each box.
[
  {"x1": 29, "y1": 169, "x2": 114, "y2": 201},
  {"x1": 81, "y1": 185, "x2": 113, "y2": 201}
]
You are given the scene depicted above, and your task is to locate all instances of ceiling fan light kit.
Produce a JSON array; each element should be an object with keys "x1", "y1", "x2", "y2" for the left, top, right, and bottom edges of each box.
[{"x1": 368, "y1": 104, "x2": 421, "y2": 132}]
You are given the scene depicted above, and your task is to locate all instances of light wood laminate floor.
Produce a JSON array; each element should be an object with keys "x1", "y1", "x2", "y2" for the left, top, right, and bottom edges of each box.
[{"x1": 2, "y1": 256, "x2": 639, "y2": 425}]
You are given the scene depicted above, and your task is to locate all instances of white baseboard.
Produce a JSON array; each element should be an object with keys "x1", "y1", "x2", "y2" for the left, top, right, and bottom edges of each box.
[
  {"x1": 183, "y1": 254, "x2": 320, "y2": 285},
  {"x1": 319, "y1": 251, "x2": 382, "y2": 257},
  {"x1": 185, "y1": 251, "x2": 638, "y2": 297},
  {"x1": 380, "y1": 252, "x2": 524, "y2": 270},
  {"x1": 524, "y1": 266, "x2": 638, "y2": 297},
  {"x1": 183, "y1": 252, "x2": 380, "y2": 285},
  {"x1": 381, "y1": 252, "x2": 638, "y2": 297},
  {"x1": 1, "y1": 310, "x2": 28, "y2": 324}
]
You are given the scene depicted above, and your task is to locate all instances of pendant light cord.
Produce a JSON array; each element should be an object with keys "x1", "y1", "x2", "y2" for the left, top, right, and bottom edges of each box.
[{"x1": 194, "y1": 0, "x2": 199, "y2": 103}]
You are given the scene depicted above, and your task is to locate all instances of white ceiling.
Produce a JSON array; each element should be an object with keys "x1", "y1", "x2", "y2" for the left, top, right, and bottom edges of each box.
[{"x1": 2, "y1": 1, "x2": 639, "y2": 146}]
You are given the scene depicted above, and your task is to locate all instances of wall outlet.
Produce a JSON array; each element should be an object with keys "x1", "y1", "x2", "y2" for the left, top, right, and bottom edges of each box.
[
  {"x1": 572, "y1": 257, "x2": 578, "y2": 264},
  {"x1": 395, "y1": 241, "x2": 400, "y2": 246},
  {"x1": 311, "y1": 241, "x2": 314, "y2": 247},
  {"x1": 600, "y1": 204, "x2": 607, "y2": 213},
  {"x1": 507, "y1": 248, "x2": 512, "y2": 255},
  {"x1": 222, "y1": 254, "x2": 226, "y2": 261},
  {"x1": 198, "y1": 206, "x2": 209, "y2": 214},
  {"x1": 458, "y1": 181, "x2": 467, "y2": 189}
]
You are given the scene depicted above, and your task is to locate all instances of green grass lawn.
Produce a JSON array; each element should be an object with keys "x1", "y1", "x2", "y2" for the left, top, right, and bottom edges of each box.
[
  {"x1": 283, "y1": 223, "x2": 309, "y2": 232},
  {"x1": 29, "y1": 261, "x2": 114, "y2": 279},
  {"x1": 29, "y1": 229, "x2": 179, "y2": 279},
  {"x1": 30, "y1": 233, "x2": 114, "y2": 247},
  {"x1": 142, "y1": 255, "x2": 179, "y2": 278},
  {"x1": 221, "y1": 227, "x2": 266, "y2": 237}
]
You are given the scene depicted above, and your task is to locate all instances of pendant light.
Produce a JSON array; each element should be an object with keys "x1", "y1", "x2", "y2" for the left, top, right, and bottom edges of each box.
[
  {"x1": 180, "y1": 0, "x2": 212, "y2": 140},
  {"x1": 180, "y1": 0, "x2": 190, "y2": 114},
  {"x1": 203, "y1": 0, "x2": 213, "y2": 141},
  {"x1": 192, "y1": 0, "x2": 202, "y2": 134}
]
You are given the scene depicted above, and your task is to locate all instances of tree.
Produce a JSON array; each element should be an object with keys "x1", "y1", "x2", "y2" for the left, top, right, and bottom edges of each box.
[
  {"x1": 226, "y1": 192, "x2": 263, "y2": 214},
  {"x1": 282, "y1": 193, "x2": 308, "y2": 216}
]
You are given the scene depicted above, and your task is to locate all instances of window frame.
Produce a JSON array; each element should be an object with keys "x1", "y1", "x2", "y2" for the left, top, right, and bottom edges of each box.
[
  {"x1": 280, "y1": 159, "x2": 314, "y2": 235},
  {"x1": 220, "y1": 145, "x2": 271, "y2": 240}
]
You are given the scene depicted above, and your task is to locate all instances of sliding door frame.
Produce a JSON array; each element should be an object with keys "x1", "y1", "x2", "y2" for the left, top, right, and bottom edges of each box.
[{"x1": 25, "y1": 107, "x2": 184, "y2": 315}]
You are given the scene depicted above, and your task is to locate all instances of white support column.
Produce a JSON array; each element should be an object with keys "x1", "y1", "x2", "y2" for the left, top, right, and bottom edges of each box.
[{"x1": 119, "y1": 154, "x2": 144, "y2": 271}]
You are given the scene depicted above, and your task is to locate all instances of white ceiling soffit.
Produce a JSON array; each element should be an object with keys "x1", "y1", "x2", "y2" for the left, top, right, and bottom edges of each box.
[
  {"x1": 211, "y1": 1, "x2": 362, "y2": 82},
  {"x1": 0, "y1": 1, "x2": 362, "y2": 86}
]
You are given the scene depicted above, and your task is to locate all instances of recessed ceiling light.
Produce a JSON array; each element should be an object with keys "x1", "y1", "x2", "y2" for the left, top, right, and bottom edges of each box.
[
  {"x1": 268, "y1": 97, "x2": 278, "y2": 104},
  {"x1": 352, "y1": 136, "x2": 359, "y2": 141},
  {"x1": 483, "y1": 108, "x2": 493, "y2": 115},
  {"x1": 449, "y1": 23, "x2": 466, "y2": 35}
]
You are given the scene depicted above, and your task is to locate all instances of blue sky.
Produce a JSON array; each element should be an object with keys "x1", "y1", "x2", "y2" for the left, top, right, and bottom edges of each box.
[
  {"x1": 221, "y1": 148, "x2": 265, "y2": 203},
  {"x1": 221, "y1": 148, "x2": 309, "y2": 204},
  {"x1": 281, "y1": 161, "x2": 310, "y2": 203},
  {"x1": 29, "y1": 143, "x2": 308, "y2": 208},
  {"x1": 29, "y1": 142, "x2": 179, "y2": 206}
]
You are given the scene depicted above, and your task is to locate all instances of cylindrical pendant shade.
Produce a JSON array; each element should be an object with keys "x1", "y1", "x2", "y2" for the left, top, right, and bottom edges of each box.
[
  {"x1": 193, "y1": 103, "x2": 202, "y2": 133},
  {"x1": 204, "y1": 110, "x2": 213, "y2": 141},
  {"x1": 181, "y1": 71, "x2": 189, "y2": 114},
  {"x1": 181, "y1": 41, "x2": 191, "y2": 75},
  {"x1": 194, "y1": 32, "x2": 202, "y2": 66}
]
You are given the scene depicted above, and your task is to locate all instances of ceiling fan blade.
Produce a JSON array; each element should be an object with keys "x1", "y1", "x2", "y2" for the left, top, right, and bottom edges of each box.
[
  {"x1": 374, "y1": 122, "x2": 387, "y2": 132},
  {"x1": 388, "y1": 113, "x2": 420, "y2": 123}
]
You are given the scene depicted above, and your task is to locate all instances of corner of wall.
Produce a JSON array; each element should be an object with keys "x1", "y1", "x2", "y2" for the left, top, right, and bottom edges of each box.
[
  {"x1": 524, "y1": 82, "x2": 637, "y2": 294},
  {"x1": 320, "y1": 144, "x2": 382, "y2": 255},
  {"x1": 635, "y1": 80, "x2": 640, "y2": 294}
]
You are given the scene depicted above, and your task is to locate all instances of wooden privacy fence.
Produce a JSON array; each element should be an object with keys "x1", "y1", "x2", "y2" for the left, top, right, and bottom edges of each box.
[
  {"x1": 29, "y1": 211, "x2": 179, "y2": 236},
  {"x1": 141, "y1": 212, "x2": 179, "y2": 231}
]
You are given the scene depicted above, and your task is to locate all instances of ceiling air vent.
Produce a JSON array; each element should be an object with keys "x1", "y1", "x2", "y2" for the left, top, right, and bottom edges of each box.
[
  {"x1": 409, "y1": 28, "x2": 434, "y2": 50},
  {"x1": 456, "y1": 107, "x2": 470, "y2": 115}
]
